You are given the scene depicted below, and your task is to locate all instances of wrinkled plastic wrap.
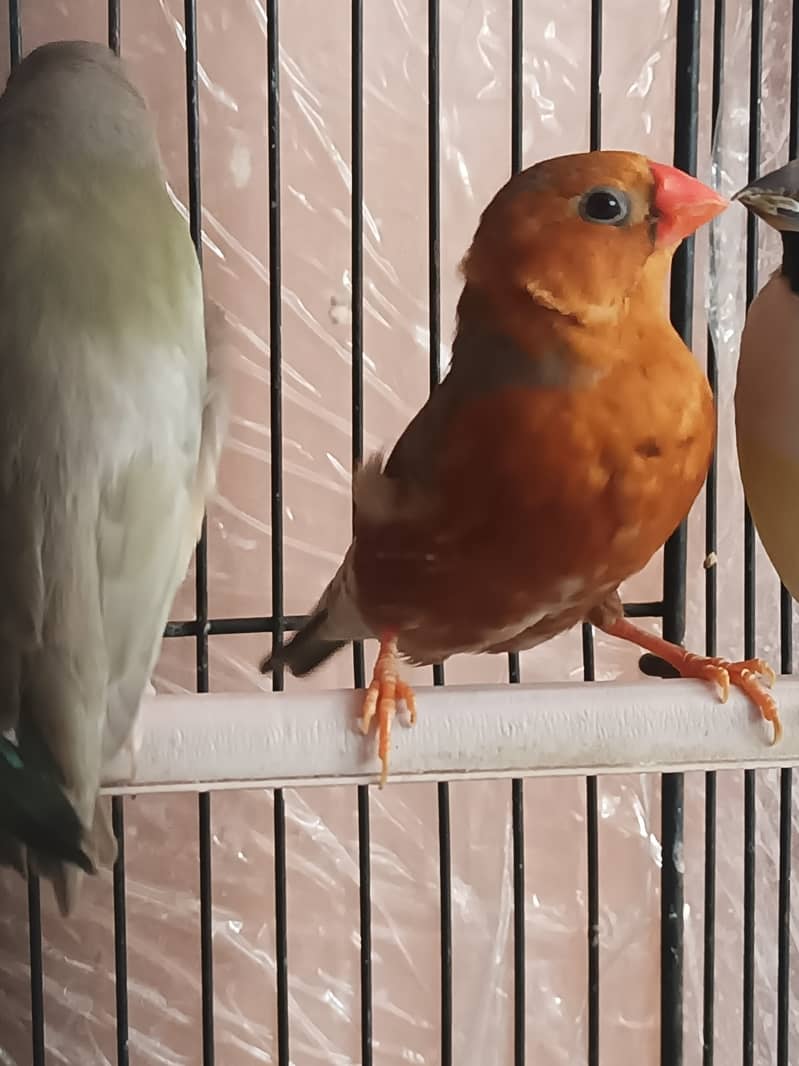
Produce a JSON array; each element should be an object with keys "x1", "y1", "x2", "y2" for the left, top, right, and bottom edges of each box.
[{"x1": 0, "y1": 0, "x2": 798, "y2": 1063}]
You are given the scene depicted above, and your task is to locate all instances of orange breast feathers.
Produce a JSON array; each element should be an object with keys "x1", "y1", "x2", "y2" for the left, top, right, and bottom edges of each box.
[{"x1": 351, "y1": 264, "x2": 715, "y2": 661}]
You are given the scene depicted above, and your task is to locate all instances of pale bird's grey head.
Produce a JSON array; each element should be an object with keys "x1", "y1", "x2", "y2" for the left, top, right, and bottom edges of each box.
[
  {"x1": 4, "y1": 39, "x2": 128, "y2": 93},
  {"x1": 0, "y1": 39, "x2": 159, "y2": 166},
  {"x1": 734, "y1": 159, "x2": 799, "y2": 233}
]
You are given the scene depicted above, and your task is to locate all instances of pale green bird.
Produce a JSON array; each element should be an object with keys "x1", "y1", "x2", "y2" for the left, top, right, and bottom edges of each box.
[
  {"x1": 0, "y1": 40, "x2": 227, "y2": 914},
  {"x1": 735, "y1": 160, "x2": 799, "y2": 600}
]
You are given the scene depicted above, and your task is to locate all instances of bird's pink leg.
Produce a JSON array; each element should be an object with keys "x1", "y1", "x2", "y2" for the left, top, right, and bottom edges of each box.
[
  {"x1": 359, "y1": 633, "x2": 417, "y2": 787},
  {"x1": 600, "y1": 617, "x2": 781, "y2": 743}
]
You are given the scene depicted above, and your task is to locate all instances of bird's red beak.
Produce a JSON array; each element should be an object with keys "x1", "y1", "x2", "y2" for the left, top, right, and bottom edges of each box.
[{"x1": 648, "y1": 160, "x2": 729, "y2": 247}]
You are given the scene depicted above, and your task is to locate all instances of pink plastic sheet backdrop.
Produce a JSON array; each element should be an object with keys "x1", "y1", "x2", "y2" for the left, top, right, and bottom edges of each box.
[{"x1": 0, "y1": 0, "x2": 797, "y2": 1063}]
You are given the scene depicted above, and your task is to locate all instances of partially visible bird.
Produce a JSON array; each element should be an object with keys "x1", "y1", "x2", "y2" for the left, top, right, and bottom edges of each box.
[
  {"x1": 262, "y1": 149, "x2": 778, "y2": 785},
  {"x1": 734, "y1": 160, "x2": 799, "y2": 605},
  {"x1": 0, "y1": 40, "x2": 227, "y2": 913}
]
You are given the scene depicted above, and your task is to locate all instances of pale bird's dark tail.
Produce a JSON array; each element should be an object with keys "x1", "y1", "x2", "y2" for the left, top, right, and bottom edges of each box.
[{"x1": 0, "y1": 734, "x2": 95, "y2": 882}]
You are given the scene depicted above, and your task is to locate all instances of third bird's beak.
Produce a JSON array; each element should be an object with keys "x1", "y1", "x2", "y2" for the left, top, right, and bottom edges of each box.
[{"x1": 735, "y1": 160, "x2": 799, "y2": 232}]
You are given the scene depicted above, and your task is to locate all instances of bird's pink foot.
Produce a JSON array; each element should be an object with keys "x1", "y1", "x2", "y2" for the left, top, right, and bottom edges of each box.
[
  {"x1": 601, "y1": 617, "x2": 781, "y2": 743},
  {"x1": 359, "y1": 635, "x2": 417, "y2": 786}
]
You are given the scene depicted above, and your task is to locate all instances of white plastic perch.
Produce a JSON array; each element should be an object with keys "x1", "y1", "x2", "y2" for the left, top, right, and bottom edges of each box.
[{"x1": 100, "y1": 678, "x2": 799, "y2": 793}]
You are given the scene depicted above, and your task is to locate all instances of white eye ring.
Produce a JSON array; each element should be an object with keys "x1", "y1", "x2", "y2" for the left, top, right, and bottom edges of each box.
[{"x1": 578, "y1": 186, "x2": 631, "y2": 226}]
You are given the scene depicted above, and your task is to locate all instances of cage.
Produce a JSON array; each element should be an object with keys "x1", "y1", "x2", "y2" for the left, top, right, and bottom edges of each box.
[{"x1": 0, "y1": 0, "x2": 797, "y2": 1064}]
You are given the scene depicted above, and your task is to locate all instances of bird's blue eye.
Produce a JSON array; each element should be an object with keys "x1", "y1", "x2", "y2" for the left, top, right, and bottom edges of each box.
[{"x1": 578, "y1": 186, "x2": 631, "y2": 226}]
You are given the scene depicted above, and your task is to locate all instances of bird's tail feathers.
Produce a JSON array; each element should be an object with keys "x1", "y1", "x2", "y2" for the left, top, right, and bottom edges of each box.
[
  {"x1": 30, "y1": 794, "x2": 116, "y2": 917},
  {"x1": 260, "y1": 558, "x2": 367, "y2": 678},
  {"x1": 260, "y1": 607, "x2": 347, "y2": 678},
  {"x1": 0, "y1": 733, "x2": 98, "y2": 912}
]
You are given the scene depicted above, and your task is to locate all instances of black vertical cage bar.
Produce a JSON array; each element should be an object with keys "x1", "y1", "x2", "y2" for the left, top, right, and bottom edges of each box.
[
  {"x1": 273, "y1": 788, "x2": 289, "y2": 1066},
  {"x1": 107, "y1": 13, "x2": 129, "y2": 1065},
  {"x1": 111, "y1": 799, "x2": 129, "y2": 1066},
  {"x1": 743, "y1": 0, "x2": 762, "y2": 665},
  {"x1": 356, "y1": 788, "x2": 372, "y2": 1066},
  {"x1": 742, "y1": 3, "x2": 762, "y2": 1063},
  {"x1": 585, "y1": 3, "x2": 602, "y2": 1065},
  {"x1": 583, "y1": 633, "x2": 600, "y2": 1066},
  {"x1": 507, "y1": 0, "x2": 523, "y2": 698},
  {"x1": 702, "y1": 773, "x2": 716, "y2": 1066},
  {"x1": 702, "y1": 1, "x2": 724, "y2": 1061},
  {"x1": 350, "y1": 1, "x2": 373, "y2": 1062},
  {"x1": 665, "y1": 0, "x2": 701, "y2": 646},
  {"x1": 266, "y1": 9, "x2": 284, "y2": 681},
  {"x1": 777, "y1": 765, "x2": 792, "y2": 1066},
  {"x1": 183, "y1": 3, "x2": 209, "y2": 675},
  {"x1": 108, "y1": 1, "x2": 120, "y2": 55},
  {"x1": 660, "y1": 777, "x2": 685, "y2": 1066},
  {"x1": 437, "y1": 781, "x2": 453, "y2": 1066},
  {"x1": 28, "y1": 874, "x2": 44, "y2": 1066},
  {"x1": 776, "y1": 11, "x2": 799, "y2": 1065},
  {"x1": 510, "y1": 778, "x2": 525, "y2": 1066},
  {"x1": 663, "y1": 0, "x2": 703, "y2": 649},
  {"x1": 10, "y1": 13, "x2": 44, "y2": 1065},
  {"x1": 661, "y1": 2, "x2": 701, "y2": 1064},
  {"x1": 427, "y1": 4, "x2": 451, "y2": 1062},
  {"x1": 427, "y1": 0, "x2": 442, "y2": 399},
  {"x1": 508, "y1": 5, "x2": 526, "y2": 1064},
  {"x1": 8, "y1": 0, "x2": 20, "y2": 66},
  {"x1": 182, "y1": 7, "x2": 215, "y2": 1065},
  {"x1": 742, "y1": 771, "x2": 756, "y2": 1066},
  {"x1": 510, "y1": 0, "x2": 523, "y2": 181},
  {"x1": 266, "y1": 1, "x2": 290, "y2": 1063},
  {"x1": 589, "y1": 0, "x2": 602, "y2": 152}
]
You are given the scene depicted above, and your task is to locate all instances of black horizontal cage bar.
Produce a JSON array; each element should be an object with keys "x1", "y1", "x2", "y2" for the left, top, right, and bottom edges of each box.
[{"x1": 6, "y1": 2, "x2": 796, "y2": 1066}]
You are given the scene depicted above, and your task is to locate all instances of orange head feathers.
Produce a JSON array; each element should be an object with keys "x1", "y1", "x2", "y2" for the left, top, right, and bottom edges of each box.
[{"x1": 461, "y1": 150, "x2": 728, "y2": 327}]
